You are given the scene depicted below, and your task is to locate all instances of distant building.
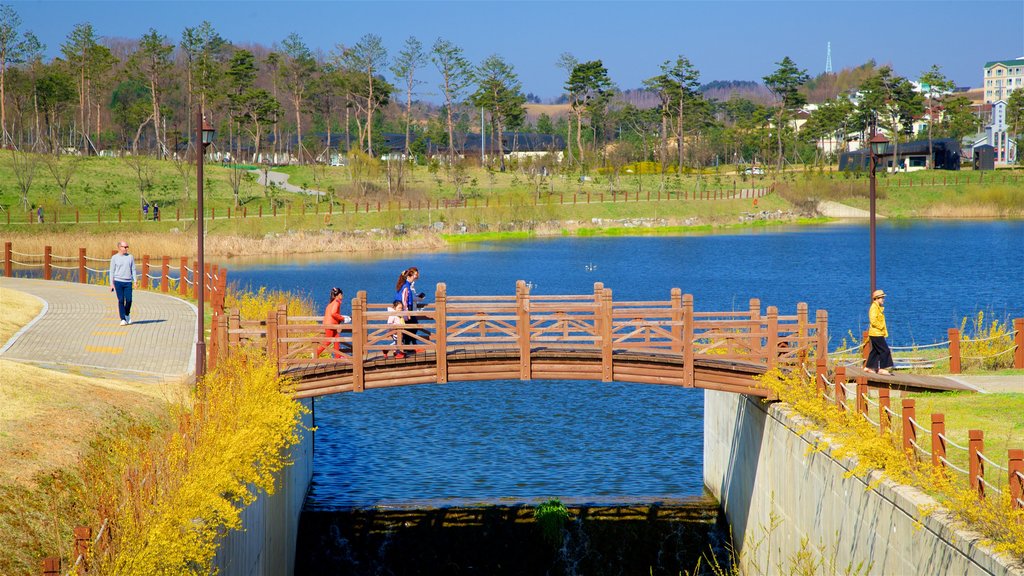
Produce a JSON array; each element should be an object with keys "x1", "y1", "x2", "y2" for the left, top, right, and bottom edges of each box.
[
  {"x1": 983, "y1": 57, "x2": 1024, "y2": 103},
  {"x1": 838, "y1": 138, "x2": 962, "y2": 172},
  {"x1": 968, "y1": 100, "x2": 1018, "y2": 165}
]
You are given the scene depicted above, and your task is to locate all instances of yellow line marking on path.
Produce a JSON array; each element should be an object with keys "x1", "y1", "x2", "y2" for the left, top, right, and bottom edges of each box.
[
  {"x1": 85, "y1": 345, "x2": 123, "y2": 354},
  {"x1": 91, "y1": 331, "x2": 127, "y2": 336}
]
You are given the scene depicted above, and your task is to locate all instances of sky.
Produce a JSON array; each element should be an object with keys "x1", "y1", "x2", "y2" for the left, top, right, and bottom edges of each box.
[{"x1": 8, "y1": 0, "x2": 1024, "y2": 102}]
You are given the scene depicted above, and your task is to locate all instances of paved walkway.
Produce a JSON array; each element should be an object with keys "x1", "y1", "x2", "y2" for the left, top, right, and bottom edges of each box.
[
  {"x1": 0, "y1": 277, "x2": 196, "y2": 382},
  {"x1": 251, "y1": 168, "x2": 325, "y2": 195}
]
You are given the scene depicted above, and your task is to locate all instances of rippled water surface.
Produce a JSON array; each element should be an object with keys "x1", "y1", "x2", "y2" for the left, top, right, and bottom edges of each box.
[{"x1": 228, "y1": 221, "x2": 1023, "y2": 507}]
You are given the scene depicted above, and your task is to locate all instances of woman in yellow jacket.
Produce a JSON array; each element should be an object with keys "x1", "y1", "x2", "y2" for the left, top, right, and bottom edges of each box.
[{"x1": 866, "y1": 289, "x2": 893, "y2": 375}]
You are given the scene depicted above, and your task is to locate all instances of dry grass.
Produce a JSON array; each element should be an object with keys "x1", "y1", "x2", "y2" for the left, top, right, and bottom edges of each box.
[
  {"x1": 2, "y1": 229, "x2": 447, "y2": 260},
  {"x1": 0, "y1": 359, "x2": 187, "y2": 486},
  {"x1": 0, "y1": 287, "x2": 42, "y2": 345}
]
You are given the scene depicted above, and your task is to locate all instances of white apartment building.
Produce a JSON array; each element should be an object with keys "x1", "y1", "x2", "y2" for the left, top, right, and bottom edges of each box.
[{"x1": 983, "y1": 57, "x2": 1024, "y2": 103}]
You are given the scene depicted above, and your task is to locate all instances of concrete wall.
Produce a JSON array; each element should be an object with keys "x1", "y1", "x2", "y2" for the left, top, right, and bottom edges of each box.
[
  {"x1": 703, "y1": 390, "x2": 1023, "y2": 576},
  {"x1": 213, "y1": 397, "x2": 315, "y2": 576}
]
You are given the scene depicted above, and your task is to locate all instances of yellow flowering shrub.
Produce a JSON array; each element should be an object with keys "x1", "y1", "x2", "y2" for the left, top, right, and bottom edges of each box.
[
  {"x1": 226, "y1": 286, "x2": 312, "y2": 319},
  {"x1": 959, "y1": 312, "x2": 1016, "y2": 371},
  {"x1": 757, "y1": 368, "x2": 1024, "y2": 561},
  {"x1": 93, "y1": 350, "x2": 306, "y2": 574}
]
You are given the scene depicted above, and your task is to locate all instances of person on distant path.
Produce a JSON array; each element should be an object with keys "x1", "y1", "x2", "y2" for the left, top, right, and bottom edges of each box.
[
  {"x1": 395, "y1": 267, "x2": 427, "y2": 351},
  {"x1": 152, "y1": 202, "x2": 159, "y2": 221},
  {"x1": 865, "y1": 289, "x2": 893, "y2": 375},
  {"x1": 36, "y1": 206, "x2": 43, "y2": 224},
  {"x1": 316, "y1": 287, "x2": 351, "y2": 359},
  {"x1": 109, "y1": 241, "x2": 137, "y2": 326},
  {"x1": 386, "y1": 299, "x2": 406, "y2": 359}
]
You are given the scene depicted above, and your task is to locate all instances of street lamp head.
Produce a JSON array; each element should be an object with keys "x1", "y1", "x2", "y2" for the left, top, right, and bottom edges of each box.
[
  {"x1": 201, "y1": 118, "x2": 215, "y2": 148},
  {"x1": 869, "y1": 133, "x2": 890, "y2": 156}
]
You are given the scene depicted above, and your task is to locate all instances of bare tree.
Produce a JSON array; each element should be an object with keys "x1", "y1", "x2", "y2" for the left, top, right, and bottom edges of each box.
[
  {"x1": 279, "y1": 33, "x2": 316, "y2": 163},
  {"x1": 122, "y1": 151, "x2": 156, "y2": 208},
  {"x1": 44, "y1": 150, "x2": 80, "y2": 205},
  {"x1": 9, "y1": 147, "x2": 38, "y2": 210},
  {"x1": 391, "y1": 36, "x2": 427, "y2": 156},
  {"x1": 341, "y1": 34, "x2": 387, "y2": 157}
]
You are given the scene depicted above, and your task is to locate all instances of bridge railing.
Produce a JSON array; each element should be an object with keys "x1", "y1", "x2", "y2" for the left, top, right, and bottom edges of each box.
[{"x1": 223, "y1": 281, "x2": 828, "y2": 389}]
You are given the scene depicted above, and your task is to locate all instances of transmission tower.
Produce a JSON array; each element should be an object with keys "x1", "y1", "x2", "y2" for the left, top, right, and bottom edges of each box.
[{"x1": 825, "y1": 42, "x2": 833, "y2": 74}]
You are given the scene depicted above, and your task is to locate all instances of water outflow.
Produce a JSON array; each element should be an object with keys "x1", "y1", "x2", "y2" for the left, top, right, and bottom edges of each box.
[{"x1": 295, "y1": 498, "x2": 729, "y2": 576}]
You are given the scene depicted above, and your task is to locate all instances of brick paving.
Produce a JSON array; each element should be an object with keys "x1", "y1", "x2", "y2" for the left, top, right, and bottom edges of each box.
[{"x1": 0, "y1": 277, "x2": 196, "y2": 382}]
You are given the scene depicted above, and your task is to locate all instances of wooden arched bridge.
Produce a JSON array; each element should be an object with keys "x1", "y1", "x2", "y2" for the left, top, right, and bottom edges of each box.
[
  {"x1": 218, "y1": 280, "x2": 957, "y2": 400},
  {"x1": 217, "y1": 281, "x2": 981, "y2": 398}
]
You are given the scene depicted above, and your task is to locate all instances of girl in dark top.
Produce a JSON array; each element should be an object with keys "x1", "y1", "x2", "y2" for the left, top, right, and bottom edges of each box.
[{"x1": 394, "y1": 267, "x2": 427, "y2": 350}]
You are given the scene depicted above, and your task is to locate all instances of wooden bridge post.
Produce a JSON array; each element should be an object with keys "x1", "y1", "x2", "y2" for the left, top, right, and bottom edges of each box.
[
  {"x1": 593, "y1": 282, "x2": 604, "y2": 335},
  {"x1": 74, "y1": 525, "x2": 91, "y2": 574},
  {"x1": 516, "y1": 280, "x2": 532, "y2": 380},
  {"x1": 43, "y1": 246, "x2": 52, "y2": 280},
  {"x1": 797, "y1": 302, "x2": 808, "y2": 365},
  {"x1": 833, "y1": 366, "x2": 846, "y2": 410},
  {"x1": 815, "y1": 309, "x2": 828, "y2": 365},
  {"x1": 749, "y1": 298, "x2": 761, "y2": 360},
  {"x1": 861, "y1": 331, "x2": 870, "y2": 364},
  {"x1": 1009, "y1": 449, "x2": 1024, "y2": 509},
  {"x1": 878, "y1": 388, "x2": 890, "y2": 434},
  {"x1": 948, "y1": 328, "x2": 961, "y2": 374},
  {"x1": 352, "y1": 291, "x2": 366, "y2": 392},
  {"x1": 179, "y1": 258, "x2": 189, "y2": 296},
  {"x1": 1014, "y1": 319, "x2": 1024, "y2": 369},
  {"x1": 931, "y1": 413, "x2": 946, "y2": 472},
  {"x1": 901, "y1": 399, "x2": 916, "y2": 460},
  {"x1": 683, "y1": 294, "x2": 694, "y2": 388},
  {"x1": 215, "y1": 312, "x2": 228, "y2": 364},
  {"x1": 766, "y1": 306, "x2": 779, "y2": 369},
  {"x1": 275, "y1": 303, "x2": 288, "y2": 361},
  {"x1": 161, "y1": 256, "x2": 170, "y2": 293},
  {"x1": 4, "y1": 242, "x2": 11, "y2": 277},
  {"x1": 435, "y1": 283, "x2": 448, "y2": 383},
  {"x1": 601, "y1": 288, "x2": 613, "y2": 382},
  {"x1": 266, "y1": 309, "x2": 279, "y2": 368},
  {"x1": 78, "y1": 248, "x2": 87, "y2": 283},
  {"x1": 969, "y1": 430, "x2": 985, "y2": 499},
  {"x1": 670, "y1": 288, "x2": 682, "y2": 354},
  {"x1": 855, "y1": 379, "x2": 868, "y2": 416},
  {"x1": 228, "y1": 309, "x2": 240, "y2": 347}
]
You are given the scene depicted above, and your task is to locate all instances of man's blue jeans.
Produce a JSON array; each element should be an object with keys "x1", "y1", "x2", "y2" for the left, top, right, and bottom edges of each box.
[{"x1": 114, "y1": 281, "x2": 133, "y2": 321}]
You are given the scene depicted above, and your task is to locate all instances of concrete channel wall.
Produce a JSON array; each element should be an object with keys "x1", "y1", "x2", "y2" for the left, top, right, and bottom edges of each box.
[
  {"x1": 212, "y1": 398, "x2": 314, "y2": 576},
  {"x1": 703, "y1": 390, "x2": 1023, "y2": 576}
]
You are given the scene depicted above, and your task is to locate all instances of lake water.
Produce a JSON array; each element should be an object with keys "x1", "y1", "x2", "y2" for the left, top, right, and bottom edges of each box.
[{"x1": 229, "y1": 221, "x2": 1024, "y2": 508}]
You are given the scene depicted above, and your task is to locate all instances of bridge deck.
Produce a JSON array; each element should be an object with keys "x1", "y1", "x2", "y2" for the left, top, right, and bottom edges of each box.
[{"x1": 842, "y1": 367, "x2": 973, "y2": 393}]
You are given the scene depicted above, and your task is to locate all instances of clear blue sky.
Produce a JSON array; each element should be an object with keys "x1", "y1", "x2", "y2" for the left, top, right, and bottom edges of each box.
[{"x1": 9, "y1": 0, "x2": 1024, "y2": 101}]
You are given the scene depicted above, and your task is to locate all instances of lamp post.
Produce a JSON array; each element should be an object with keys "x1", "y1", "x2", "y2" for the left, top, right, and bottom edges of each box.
[
  {"x1": 195, "y1": 109, "x2": 215, "y2": 378},
  {"x1": 868, "y1": 131, "x2": 890, "y2": 294}
]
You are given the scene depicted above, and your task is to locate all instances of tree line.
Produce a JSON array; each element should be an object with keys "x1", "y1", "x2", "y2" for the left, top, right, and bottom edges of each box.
[{"x1": 2, "y1": 4, "x2": 1021, "y2": 179}]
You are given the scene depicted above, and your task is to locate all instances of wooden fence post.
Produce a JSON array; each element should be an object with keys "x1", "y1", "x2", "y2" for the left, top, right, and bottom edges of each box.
[
  {"x1": 855, "y1": 379, "x2": 868, "y2": 416},
  {"x1": 670, "y1": 288, "x2": 682, "y2": 354},
  {"x1": 593, "y1": 281, "x2": 604, "y2": 347},
  {"x1": 208, "y1": 309, "x2": 219, "y2": 372},
  {"x1": 1014, "y1": 318, "x2": 1024, "y2": 369},
  {"x1": 228, "y1": 309, "x2": 240, "y2": 347},
  {"x1": 3, "y1": 242, "x2": 11, "y2": 277},
  {"x1": 766, "y1": 306, "x2": 779, "y2": 369},
  {"x1": 815, "y1": 309, "x2": 828, "y2": 366},
  {"x1": 352, "y1": 291, "x2": 366, "y2": 392},
  {"x1": 833, "y1": 366, "x2": 846, "y2": 410},
  {"x1": 192, "y1": 260, "x2": 199, "y2": 298},
  {"x1": 1009, "y1": 449, "x2": 1023, "y2": 509},
  {"x1": 215, "y1": 311, "x2": 228, "y2": 364},
  {"x1": 276, "y1": 304, "x2": 288, "y2": 363},
  {"x1": 140, "y1": 255, "x2": 150, "y2": 289},
  {"x1": 969, "y1": 429, "x2": 984, "y2": 499},
  {"x1": 683, "y1": 293, "x2": 695, "y2": 388},
  {"x1": 78, "y1": 248, "x2": 87, "y2": 283},
  {"x1": 41, "y1": 557, "x2": 60, "y2": 575},
  {"x1": 931, "y1": 413, "x2": 946, "y2": 471},
  {"x1": 74, "y1": 525, "x2": 91, "y2": 574},
  {"x1": 601, "y1": 287, "x2": 613, "y2": 382},
  {"x1": 861, "y1": 330, "x2": 870, "y2": 365},
  {"x1": 878, "y1": 387, "x2": 890, "y2": 434},
  {"x1": 815, "y1": 356, "x2": 827, "y2": 394},
  {"x1": 179, "y1": 258, "x2": 188, "y2": 295},
  {"x1": 160, "y1": 256, "x2": 170, "y2": 293},
  {"x1": 435, "y1": 283, "x2": 448, "y2": 383},
  {"x1": 749, "y1": 298, "x2": 761, "y2": 363},
  {"x1": 902, "y1": 399, "x2": 916, "y2": 460},
  {"x1": 949, "y1": 328, "x2": 961, "y2": 374},
  {"x1": 44, "y1": 246, "x2": 52, "y2": 280},
  {"x1": 517, "y1": 280, "x2": 532, "y2": 380}
]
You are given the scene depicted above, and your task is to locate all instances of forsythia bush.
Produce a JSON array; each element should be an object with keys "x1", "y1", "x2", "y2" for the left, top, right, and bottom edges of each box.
[
  {"x1": 226, "y1": 286, "x2": 312, "y2": 319},
  {"x1": 98, "y1": 350, "x2": 307, "y2": 574},
  {"x1": 959, "y1": 311, "x2": 1016, "y2": 371},
  {"x1": 757, "y1": 368, "x2": 1024, "y2": 561}
]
